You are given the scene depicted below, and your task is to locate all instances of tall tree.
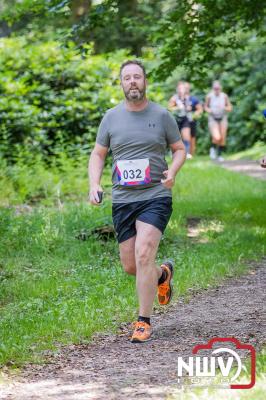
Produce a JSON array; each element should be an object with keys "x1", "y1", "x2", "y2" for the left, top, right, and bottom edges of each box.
[
  {"x1": 152, "y1": 0, "x2": 266, "y2": 79},
  {"x1": 0, "y1": 0, "x2": 165, "y2": 55}
]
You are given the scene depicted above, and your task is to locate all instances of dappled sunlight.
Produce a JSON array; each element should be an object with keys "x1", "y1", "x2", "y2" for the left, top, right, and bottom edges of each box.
[
  {"x1": 187, "y1": 218, "x2": 224, "y2": 243},
  {"x1": 218, "y1": 161, "x2": 266, "y2": 181},
  {"x1": 0, "y1": 378, "x2": 118, "y2": 400},
  {"x1": 170, "y1": 377, "x2": 266, "y2": 400}
]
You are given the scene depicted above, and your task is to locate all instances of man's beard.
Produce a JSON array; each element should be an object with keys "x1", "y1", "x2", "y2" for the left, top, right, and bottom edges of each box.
[{"x1": 123, "y1": 85, "x2": 146, "y2": 101}]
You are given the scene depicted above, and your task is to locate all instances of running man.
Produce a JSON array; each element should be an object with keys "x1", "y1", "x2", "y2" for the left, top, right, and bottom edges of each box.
[
  {"x1": 205, "y1": 80, "x2": 232, "y2": 161},
  {"x1": 184, "y1": 82, "x2": 203, "y2": 156},
  {"x1": 168, "y1": 81, "x2": 192, "y2": 158},
  {"x1": 89, "y1": 60, "x2": 186, "y2": 343}
]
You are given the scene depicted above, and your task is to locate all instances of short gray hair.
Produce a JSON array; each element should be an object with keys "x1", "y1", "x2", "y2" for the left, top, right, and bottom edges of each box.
[{"x1": 120, "y1": 60, "x2": 146, "y2": 79}]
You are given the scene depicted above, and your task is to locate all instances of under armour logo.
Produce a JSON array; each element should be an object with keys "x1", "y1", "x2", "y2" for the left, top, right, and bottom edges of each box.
[{"x1": 149, "y1": 123, "x2": 156, "y2": 128}]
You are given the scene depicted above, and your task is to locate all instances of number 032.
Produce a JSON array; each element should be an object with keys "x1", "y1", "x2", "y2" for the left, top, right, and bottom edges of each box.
[{"x1": 123, "y1": 169, "x2": 142, "y2": 179}]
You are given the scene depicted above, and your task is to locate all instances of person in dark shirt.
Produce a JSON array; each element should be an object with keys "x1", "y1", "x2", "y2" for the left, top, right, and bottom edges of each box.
[
  {"x1": 184, "y1": 82, "x2": 203, "y2": 156},
  {"x1": 168, "y1": 81, "x2": 192, "y2": 158}
]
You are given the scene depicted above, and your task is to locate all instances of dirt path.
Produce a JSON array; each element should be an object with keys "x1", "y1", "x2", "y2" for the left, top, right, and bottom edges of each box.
[
  {"x1": 1, "y1": 259, "x2": 265, "y2": 400},
  {"x1": 217, "y1": 160, "x2": 266, "y2": 180}
]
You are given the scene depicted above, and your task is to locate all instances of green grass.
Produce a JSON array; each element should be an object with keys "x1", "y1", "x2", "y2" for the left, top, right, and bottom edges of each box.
[
  {"x1": 227, "y1": 141, "x2": 266, "y2": 161},
  {"x1": 0, "y1": 158, "x2": 265, "y2": 367},
  {"x1": 0, "y1": 154, "x2": 97, "y2": 207}
]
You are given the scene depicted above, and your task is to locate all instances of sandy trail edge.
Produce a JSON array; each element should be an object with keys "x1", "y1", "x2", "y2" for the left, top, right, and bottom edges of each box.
[{"x1": 216, "y1": 159, "x2": 266, "y2": 180}]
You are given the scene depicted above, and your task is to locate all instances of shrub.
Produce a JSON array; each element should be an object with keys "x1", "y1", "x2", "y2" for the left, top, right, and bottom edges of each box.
[{"x1": 0, "y1": 37, "x2": 127, "y2": 160}]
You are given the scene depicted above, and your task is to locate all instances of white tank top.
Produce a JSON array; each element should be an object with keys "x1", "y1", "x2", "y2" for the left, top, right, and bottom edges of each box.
[
  {"x1": 174, "y1": 94, "x2": 189, "y2": 118},
  {"x1": 208, "y1": 92, "x2": 227, "y2": 119}
]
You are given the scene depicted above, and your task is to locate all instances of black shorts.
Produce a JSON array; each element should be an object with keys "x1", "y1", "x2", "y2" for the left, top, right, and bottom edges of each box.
[
  {"x1": 190, "y1": 121, "x2": 197, "y2": 138},
  {"x1": 176, "y1": 116, "x2": 190, "y2": 131},
  {"x1": 112, "y1": 197, "x2": 173, "y2": 243}
]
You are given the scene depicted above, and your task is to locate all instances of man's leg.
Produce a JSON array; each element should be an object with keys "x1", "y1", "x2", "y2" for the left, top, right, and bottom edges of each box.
[
  {"x1": 220, "y1": 118, "x2": 228, "y2": 146},
  {"x1": 191, "y1": 136, "x2": 196, "y2": 156},
  {"x1": 217, "y1": 119, "x2": 228, "y2": 159},
  {"x1": 135, "y1": 220, "x2": 162, "y2": 318},
  {"x1": 209, "y1": 119, "x2": 221, "y2": 159},
  {"x1": 119, "y1": 236, "x2": 136, "y2": 276},
  {"x1": 209, "y1": 121, "x2": 221, "y2": 144},
  {"x1": 130, "y1": 201, "x2": 174, "y2": 342},
  {"x1": 181, "y1": 126, "x2": 191, "y2": 155},
  {"x1": 190, "y1": 122, "x2": 196, "y2": 156}
]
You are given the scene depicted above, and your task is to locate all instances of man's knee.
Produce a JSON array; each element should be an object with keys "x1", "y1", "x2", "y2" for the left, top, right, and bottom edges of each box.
[
  {"x1": 211, "y1": 133, "x2": 221, "y2": 143},
  {"x1": 135, "y1": 240, "x2": 154, "y2": 267}
]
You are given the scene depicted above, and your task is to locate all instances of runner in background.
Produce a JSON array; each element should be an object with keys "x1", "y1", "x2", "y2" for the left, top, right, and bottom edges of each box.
[
  {"x1": 261, "y1": 156, "x2": 266, "y2": 168},
  {"x1": 184, "y1": 82, "x2": 203, "y2": 156},
  {"x1": 168, "y1": 81, "x2": 192, "y2": 158},
  {"x1": 205, "y1": 81, "x2": 232, "y2": 161}
]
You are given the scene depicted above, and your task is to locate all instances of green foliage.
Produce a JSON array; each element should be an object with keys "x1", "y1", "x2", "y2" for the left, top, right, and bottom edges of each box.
[
  {"x1": 0, "y1": 151, "x2": 93, "y2": 206},
  {"x1": 0, "y1": 37, "x2": 127, "y2": 160},
  {"x1": 66, "y1": 0, "x2": 162, "y2": 54},
  {"x1": 0, "y1": 36, "x2": 169, "y2": 161},
  {"x1": 0, "y1": 159, "x2": 265, "y2": 366},
  {"x1": 1, "y1": 0, "x2": 165, "y2": 55},
  {"x1": 0, "y1": 0, "x2": 70, "y2": 26},
  {"x1": 221, "y1": 39, "x2": 266, "y2": 150},
  {"x1": 152, "y1": 0, "x2": 266, "y2": 79},
  {"x1": 228, "y1": 142, "x2": 266, "y2": 161}
]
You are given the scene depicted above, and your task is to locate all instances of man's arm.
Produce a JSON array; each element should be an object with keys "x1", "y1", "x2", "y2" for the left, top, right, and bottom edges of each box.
[
  {"x1": 204, "y1": 95, "x2": 212, "y2": 113},
  {"x1": 168, "y1": 95, "x2": 178, "y2": 111},
  {"x1": 88, "y1": 143, "x2": 109, "y2": 205},
  {"x1": 161, "y1": 140, "x2": 186, "y2": 189},
  {"x1": 225, "y1": 94, "x2": 232, "y2": 112},
  {"x1": 194, "y1": 102, "x2": 203, "y2": 118}
]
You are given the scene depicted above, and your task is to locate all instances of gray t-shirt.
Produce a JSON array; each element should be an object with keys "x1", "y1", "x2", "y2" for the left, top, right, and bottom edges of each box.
[{"x1": 96, "y1": 101, "x2": 181, "y2": 203}]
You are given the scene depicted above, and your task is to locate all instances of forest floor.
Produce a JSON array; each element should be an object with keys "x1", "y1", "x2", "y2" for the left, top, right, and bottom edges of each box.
[{"x1": 1, "y1": 259, "x2": 265, "y2": 400}]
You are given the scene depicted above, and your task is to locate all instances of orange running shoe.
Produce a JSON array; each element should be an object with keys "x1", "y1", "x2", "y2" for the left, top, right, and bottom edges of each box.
[
  {"x1": 158, "y1": 261, "x2": 174, "y2": 305},
  {"x1": 131, "y1": 321, "x2": 152, "y2": 343}
]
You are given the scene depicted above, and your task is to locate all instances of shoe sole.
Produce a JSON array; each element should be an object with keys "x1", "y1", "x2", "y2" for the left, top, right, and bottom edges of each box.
[{"x1": 131, "y1": 336, "x2": 152, "y2": 343}]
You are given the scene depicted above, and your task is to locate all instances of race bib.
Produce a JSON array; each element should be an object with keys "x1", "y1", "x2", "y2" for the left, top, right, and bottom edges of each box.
[{"x1": 116, "y1": 158, "x2": 151, "y2": 186}]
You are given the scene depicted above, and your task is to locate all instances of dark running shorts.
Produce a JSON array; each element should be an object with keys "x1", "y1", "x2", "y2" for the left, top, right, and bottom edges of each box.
[
  {"x1": 176, "y1": 116, "x2": 190, "y2": 131},
  {"x1": 112, "y1": 197, "x2": 173, "y2": 243}
]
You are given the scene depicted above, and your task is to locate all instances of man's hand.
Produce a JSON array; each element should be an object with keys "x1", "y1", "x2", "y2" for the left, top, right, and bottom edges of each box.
[
  {"x1": 260, "y1": 156, "x2": 266, "y2": 168},
  {"x1": 161, "y1": 170, "x2": 175, "y2": 189},
  {"x1": 192, "y1": 112, "x2": 201, "y2": 121},
  {"x1": 89, "y1": 184, "x2": 104, "y2": 205},
  {"x1": 88, "y1": 144, "x2": 108, "y2": 205}
]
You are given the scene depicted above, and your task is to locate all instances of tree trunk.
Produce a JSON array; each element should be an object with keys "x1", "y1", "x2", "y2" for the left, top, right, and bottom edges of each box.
[{"x1": 70, "y1": 0, "x2": 91, "y2": 22}]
